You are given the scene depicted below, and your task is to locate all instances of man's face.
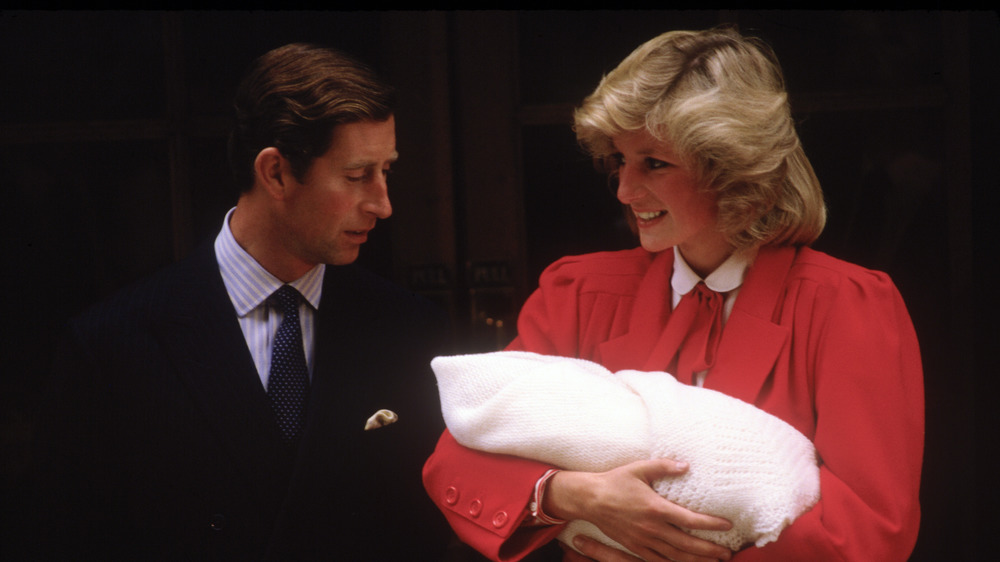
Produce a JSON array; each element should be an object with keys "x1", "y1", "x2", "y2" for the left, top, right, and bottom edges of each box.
[{"x1": 280, "y1": 116, "x2": 397, "y2": 266}]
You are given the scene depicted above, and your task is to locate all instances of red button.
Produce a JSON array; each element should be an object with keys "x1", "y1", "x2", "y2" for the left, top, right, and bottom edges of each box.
[
  {"x1": 444, "y1": 486, "x2": 459, "y2": 505},
  {"x1": 492, "y1": 510, "x2": 508, "y2": 528},
  {"x1": 468, "y1": 499, "x2": 483, "y2": 517}
]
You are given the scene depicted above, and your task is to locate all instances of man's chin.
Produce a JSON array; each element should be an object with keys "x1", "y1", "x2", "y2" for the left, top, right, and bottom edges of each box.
[{"x1": 326, "y1": 247, "x2": 361, "y2": 266}]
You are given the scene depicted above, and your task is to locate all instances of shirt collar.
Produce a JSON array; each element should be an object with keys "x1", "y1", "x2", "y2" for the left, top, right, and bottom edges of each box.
[
  {"x1": 671, "y1": 246, "x2": 755, "y2": 296},
  {"x1": 214, "y1": 207, "x2": 324, "y2": 317}
]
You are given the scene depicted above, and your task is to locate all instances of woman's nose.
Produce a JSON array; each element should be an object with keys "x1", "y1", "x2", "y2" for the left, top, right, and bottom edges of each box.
[{"x1": 616, "y1": 164, "x2": 643, "y2": 203}]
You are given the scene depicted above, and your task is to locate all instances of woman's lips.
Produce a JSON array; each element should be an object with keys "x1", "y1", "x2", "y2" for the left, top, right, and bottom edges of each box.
[{"x1": 634, "y1": 210, "x2": 666, "y2": 226}]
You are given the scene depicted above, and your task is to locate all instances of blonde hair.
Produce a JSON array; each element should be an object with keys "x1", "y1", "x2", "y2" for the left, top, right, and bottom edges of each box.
[{"x1": 574, "y1": 27, "x2": 826, "y2": 249}]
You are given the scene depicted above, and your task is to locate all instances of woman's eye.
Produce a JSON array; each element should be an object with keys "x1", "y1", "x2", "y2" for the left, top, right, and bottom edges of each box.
[{"x1": 645, "y1": 158, "x2": 668, "y2": 170}]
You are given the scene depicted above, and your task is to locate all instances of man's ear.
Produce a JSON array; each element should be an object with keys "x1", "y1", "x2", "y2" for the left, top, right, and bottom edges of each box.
[{"x1": 253, "y1": 147, "x2": 293, "y2": 200}]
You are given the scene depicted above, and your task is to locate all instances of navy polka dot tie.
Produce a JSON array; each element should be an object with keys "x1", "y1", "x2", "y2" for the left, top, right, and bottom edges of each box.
[{"x1": 267, "y1": 285, "x2": 310, "y2": 443}]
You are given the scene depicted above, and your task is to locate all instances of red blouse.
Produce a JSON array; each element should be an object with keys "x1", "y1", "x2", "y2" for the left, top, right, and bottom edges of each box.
[{"x1": 423, "y1": 245, "x2": 924, "y2": 561}]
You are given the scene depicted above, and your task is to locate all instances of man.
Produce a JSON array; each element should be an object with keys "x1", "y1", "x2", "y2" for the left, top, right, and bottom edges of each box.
[{"x1": 31, "y1": 43, "x2": 452, "y2": 560}]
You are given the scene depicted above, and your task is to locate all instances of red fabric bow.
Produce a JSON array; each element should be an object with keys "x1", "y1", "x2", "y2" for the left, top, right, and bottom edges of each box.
[{"x1": 664, "y1": 282, "x2": 725, "y2": 385}]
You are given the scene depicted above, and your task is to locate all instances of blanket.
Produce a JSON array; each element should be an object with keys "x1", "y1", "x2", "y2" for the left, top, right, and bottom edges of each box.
[{"x1": 431, "y1": 351, "x2": 820, "y2": 555}]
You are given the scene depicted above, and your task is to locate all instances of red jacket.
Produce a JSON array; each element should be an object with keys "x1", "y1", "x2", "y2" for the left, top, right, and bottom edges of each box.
[{"x1": 423, "y1": 245, "x2": 924, "y2": 561}]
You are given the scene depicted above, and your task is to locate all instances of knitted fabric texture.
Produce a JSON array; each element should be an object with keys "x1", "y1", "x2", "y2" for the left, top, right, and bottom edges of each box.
[{"x1": 431, "y1": 351, "x2": 820, "y2": 555}]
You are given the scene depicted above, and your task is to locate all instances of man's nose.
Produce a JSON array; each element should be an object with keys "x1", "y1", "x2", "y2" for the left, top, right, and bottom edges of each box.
[{"x1": 365, "y1": 177, "x2": 392, "y2": 219}]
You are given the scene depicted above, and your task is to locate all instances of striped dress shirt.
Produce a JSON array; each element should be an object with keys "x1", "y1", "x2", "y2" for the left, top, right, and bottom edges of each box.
[{"x1": 213, "y1": 208, "x2": 325, "y2": 389}]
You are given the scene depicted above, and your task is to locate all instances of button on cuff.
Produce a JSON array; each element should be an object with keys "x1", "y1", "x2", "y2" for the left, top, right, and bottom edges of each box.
[
  {"x1": 491, "y1": 510, "x2": 509, "y2": 528},
  {"x1": 468, "y1": 499, "x2": 483, "y2": 517},
  {"x1": 444, "y1": 486, "x2": 459, "y2": 505}
]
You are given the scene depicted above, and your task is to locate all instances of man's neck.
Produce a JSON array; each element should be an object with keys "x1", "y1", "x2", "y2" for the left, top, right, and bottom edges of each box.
[{"x1": 229, "y1": 197, "x2": 314, "y2": 283}]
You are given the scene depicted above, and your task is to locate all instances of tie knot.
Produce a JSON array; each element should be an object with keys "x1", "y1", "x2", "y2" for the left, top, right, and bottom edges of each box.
[
  {"x1": 692, "y1": 281, "x2": 722, "y2": 303},
  {"x1": 271, "y1": 285, "x2": 301, "y2": 316}
]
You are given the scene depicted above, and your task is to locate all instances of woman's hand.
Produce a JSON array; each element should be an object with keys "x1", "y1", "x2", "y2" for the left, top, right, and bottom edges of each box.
[
  {"x1": 544, "y1": 458, "x2": 733, "y2": 562},
  {"x1": 562, "y1": 535, "x2": 643, "y2": 562}
]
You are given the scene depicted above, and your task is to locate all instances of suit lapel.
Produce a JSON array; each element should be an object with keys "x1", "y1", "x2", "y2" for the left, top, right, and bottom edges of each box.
[
  {"x1": 289, "y1": 264, "x2": 365, "y2": 478},
  {"x1": 151, "y1": 243, "x2": 290, "y2": 490},
  {"x1": 295, "y1": 268, "x2": 344, "y2": 450}
]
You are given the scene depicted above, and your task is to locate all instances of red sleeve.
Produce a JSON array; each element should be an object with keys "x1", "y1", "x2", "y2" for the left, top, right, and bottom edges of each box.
[
  {"x1": 505, "y1": 260, "x2": 583, "y2": 356},
  {"x1": 507, "y1": 251, "x2": 641, "y2": 358},
  {"x1": 735, "y1": 269, "x2": 924, "y2": 561},
  {"x1": 421, "y1": 256, "x2": 604, "y2": 561},
  {"x1": 422, "y1": 430, "x2": 562, "y2": 561}
]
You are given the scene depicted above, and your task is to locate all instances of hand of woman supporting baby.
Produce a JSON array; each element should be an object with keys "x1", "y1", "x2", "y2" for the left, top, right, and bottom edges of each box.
[{"x1": 545, "y1": 459, "x2": 734, "y2": 562}]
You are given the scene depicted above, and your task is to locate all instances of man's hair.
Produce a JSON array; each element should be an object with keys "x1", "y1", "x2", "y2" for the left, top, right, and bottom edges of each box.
[
  {"x1": 574, "y1": 26, "x2": 826, "y2": 249},
  {"x1": 228, "y1": 43, "x2": 396, "y2": 194}
]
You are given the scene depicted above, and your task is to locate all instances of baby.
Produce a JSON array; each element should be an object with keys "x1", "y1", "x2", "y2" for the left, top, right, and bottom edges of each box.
[{"x1": 432, "y1": 351, "x2": 820, "y2": 555}]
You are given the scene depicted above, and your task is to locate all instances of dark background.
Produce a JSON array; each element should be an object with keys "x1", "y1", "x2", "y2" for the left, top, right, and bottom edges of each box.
[{"x1": 2, "y1": 10, "x2": 996, "y2": 560}]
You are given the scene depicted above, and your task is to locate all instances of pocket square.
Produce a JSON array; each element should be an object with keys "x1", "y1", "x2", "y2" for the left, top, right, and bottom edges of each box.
[{"x1": 364, "y1": 409, "x2": 398, "y2": 431}]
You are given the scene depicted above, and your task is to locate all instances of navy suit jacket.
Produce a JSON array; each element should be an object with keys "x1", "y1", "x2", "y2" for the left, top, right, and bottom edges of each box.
[{"x1": 31, "y1": 240, "x2": 454, "y2": 560}]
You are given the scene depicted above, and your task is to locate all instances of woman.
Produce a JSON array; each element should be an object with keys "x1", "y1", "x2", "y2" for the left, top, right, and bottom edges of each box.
[{"x1": 423, "y1": 27, "x2": 923, "y2": 562}]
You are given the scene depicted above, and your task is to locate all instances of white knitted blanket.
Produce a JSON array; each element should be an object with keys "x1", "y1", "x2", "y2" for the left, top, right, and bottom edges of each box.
[{"x1": 431, "y1": 351, "x2": 820, "y2": 555}]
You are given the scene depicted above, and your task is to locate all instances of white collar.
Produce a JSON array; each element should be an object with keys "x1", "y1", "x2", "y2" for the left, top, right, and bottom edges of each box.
[
  {"x1": 671, "y1": 246, "x2": 755, "y2": 297},
  {"x1": 215, "y1": 207, "x2": 325, "y2": 316}
]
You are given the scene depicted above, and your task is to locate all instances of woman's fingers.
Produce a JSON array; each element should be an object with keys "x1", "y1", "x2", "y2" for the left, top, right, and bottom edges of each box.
[
  {"x1": 547, "y1": 459, "x2": 734, "y2": 562},
  {"x1": 567, "y1": 535, "x2": 642, "y2": 561},
  {"x1": 628, "y1": 458, "x2": 733, "y2": 531}
]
